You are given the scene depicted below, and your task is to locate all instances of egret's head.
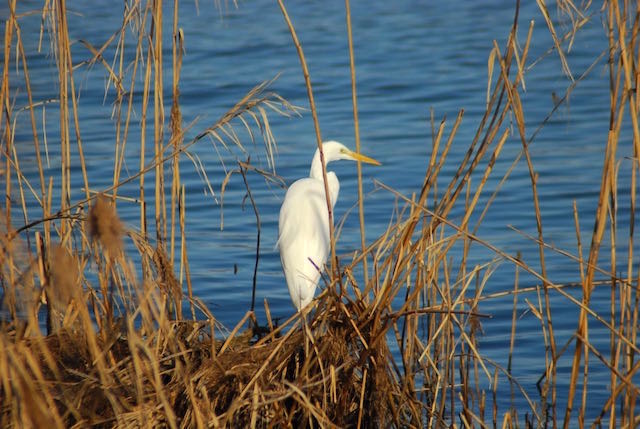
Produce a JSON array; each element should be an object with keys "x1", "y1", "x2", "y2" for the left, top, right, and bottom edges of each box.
[{"x1": 323, "y1": 140, "x2": 381, "y2": 166}]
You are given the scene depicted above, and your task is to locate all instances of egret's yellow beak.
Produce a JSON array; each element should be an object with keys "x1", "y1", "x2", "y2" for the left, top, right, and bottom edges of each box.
[{"x1": 344, "y1": 149, "x2": 381, "y2": 166}]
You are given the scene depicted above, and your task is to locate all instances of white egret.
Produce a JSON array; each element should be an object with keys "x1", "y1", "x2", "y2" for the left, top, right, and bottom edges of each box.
[{"x1": 277, "y1": 140, "x2": 380, "y2": 311}]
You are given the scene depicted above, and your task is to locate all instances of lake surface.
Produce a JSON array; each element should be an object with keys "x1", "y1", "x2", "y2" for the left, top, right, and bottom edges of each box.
[{"x1": 2, "y1": 0, "x2": 631, "y2": 422}]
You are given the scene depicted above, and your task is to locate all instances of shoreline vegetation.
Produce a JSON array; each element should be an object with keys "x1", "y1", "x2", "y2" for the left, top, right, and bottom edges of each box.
[{"x1": 1, "y1": 0, "x2": 639, "y2": 427}]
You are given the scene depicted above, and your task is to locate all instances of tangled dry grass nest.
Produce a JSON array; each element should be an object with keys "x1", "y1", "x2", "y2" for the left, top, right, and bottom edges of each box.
[{"x1": 1, "y1": 291, "x2": 413, "y2": 428}]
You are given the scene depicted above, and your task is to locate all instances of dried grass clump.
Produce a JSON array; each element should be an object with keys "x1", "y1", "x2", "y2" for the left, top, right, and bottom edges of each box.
[
  {"x1": 0, "y1": 289, "x2": 408, "y2": 427},
  {"x1": 183, "y1": 296, "x2": 402, "y2": 427}
]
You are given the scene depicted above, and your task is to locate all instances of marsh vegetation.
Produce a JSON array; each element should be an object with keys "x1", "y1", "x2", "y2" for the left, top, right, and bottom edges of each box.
[{"x1": 1, "y1": 0, "x2": 639, "y2": 427}]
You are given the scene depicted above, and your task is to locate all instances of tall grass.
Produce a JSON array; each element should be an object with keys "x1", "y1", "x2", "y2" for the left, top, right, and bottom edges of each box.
[{"x1": 1, "y1": 0, "x2": 639, "y2": 427}]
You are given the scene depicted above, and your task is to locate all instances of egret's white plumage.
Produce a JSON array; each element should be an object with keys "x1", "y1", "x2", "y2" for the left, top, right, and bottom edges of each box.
[{"x1": 277, "y1": 141, "x2": 380, "y2": 311}]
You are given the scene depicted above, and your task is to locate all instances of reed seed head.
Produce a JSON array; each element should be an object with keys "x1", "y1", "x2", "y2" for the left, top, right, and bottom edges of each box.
[
  {"x1": 88, "y1": 195, "x2": 123, "y2": 256},
  {"x1": 153, "y1": 245, "x2": 181, "y2": 301},
  {"x1": 48, "y1": 245, "x2": 81, "y2": 308}
]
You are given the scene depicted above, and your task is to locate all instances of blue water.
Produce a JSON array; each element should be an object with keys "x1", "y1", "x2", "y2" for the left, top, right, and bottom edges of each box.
[{"x1": 2, "y1": 0, "x2": 634, "y2": 424}]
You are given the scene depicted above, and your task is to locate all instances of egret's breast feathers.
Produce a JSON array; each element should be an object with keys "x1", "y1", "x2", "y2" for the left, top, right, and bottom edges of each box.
[
  {"x1": 278, "y1": 179, "x2": 331, "y2": 247},
  {"x1": 278, "y1": 178, "x2": 332, "y2": 282}
]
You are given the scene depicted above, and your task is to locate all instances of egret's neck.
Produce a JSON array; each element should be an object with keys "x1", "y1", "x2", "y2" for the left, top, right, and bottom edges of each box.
[
  {"x1": 309, "y1": 147, "x2": 325, "y2": 180},
  {"x1": 309, "y1": 148, "x2": 339, "y2": 208}
]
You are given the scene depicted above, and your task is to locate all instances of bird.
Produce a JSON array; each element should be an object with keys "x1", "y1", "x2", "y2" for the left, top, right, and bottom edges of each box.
[{"x1": 277, "y1": 140, "x2": 380, "y2": 311}]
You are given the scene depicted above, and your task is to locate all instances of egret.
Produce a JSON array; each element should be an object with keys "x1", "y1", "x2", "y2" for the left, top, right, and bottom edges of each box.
[{"x1": 277, "y1": 141, "x2": 380, "y2": 311}]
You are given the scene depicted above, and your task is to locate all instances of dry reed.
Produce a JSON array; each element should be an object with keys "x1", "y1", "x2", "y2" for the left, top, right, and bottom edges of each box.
[{"x1": 0, "y1": 0, "x2": 638, "y2": 427}]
